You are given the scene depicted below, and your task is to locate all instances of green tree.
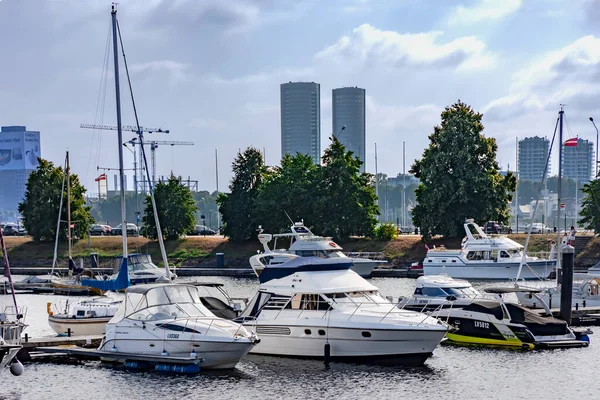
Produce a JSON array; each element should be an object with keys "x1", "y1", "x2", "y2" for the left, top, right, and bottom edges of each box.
[
  {"x1": 410, "y1": 101, "x2": 516, "y2": 240},
  {"x1": 579, "y1": 179, "x2": 600, "y2": 233},
  {"x1": 89, "y1": 193, "x2": 143, "y2": 227},
  {"x1": 312, "y1": 137, "x2": 379, "y2": 240},
  {"x1": 19, "y1": 158, "x2": 94, "y2": 242},
  {"x1": 217, "y1": 148, "x2": 266, "y2": 241},
  {"x1": 253, "y1": 153, "x2": 320, "y2": 233},
  {"x1": 142, "y1": 174, "x2": 197, "y2": 240}
]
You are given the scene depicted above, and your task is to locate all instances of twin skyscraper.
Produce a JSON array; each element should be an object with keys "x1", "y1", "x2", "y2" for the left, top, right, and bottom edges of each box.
[{"x1": 280, "y1": 82, "x2": 366, "y2": 172}]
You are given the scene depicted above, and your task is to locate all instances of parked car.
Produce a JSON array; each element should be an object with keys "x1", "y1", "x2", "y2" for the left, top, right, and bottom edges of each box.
[
  {"x1": 102, "y1": 224, "x2": 112, "y2": 235},
  {"x1": 89, "y1": 224, "x2": 108, "y2": 236},
  {"x1": 111, "y1": 223, "x2": 139, "y2": 236},
  {"x1": 527, "y1": 223, "x2": 553, "y2": 234},
  {"x1": 191, "y1": 225, "x2": 217, "y2": 236},
  {"x1": 2, "y1": 223, "x2": 20, "y2": 236},
  {"x1": 484, "y1": 221, "x2": 501, "y2": 234}
]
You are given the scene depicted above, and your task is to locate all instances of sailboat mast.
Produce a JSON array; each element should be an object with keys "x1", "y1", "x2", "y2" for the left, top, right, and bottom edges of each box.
[
  {"x1": 66, "y1": 151, "x2": 72, "y2": 260},
  {"x1": 112, "y1": 5, "x2": 127, "y2": 259},
  {"x1": 556, "y1": 106, "x2": 564, "y2": 269}
]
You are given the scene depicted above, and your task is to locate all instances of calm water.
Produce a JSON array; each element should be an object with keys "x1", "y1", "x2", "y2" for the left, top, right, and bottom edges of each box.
[{"x1": 1, "y1": 276, "x2": 597, "y2": 400}]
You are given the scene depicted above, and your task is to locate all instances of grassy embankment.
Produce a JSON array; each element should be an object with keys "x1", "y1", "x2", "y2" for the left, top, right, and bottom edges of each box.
[{"x1": 1, "y1": 233, "x2": 598, "y2": 268}]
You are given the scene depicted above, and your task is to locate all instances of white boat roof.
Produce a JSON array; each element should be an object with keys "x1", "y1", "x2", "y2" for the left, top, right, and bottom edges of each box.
[
  {"x1": 260, "y1": 269, "x2": 378, "y2": 295},
  {"x1": 273, "y1": 222, "x2": 343, "y2": 251},
  {"x1": 415, "y1": 275, "x2": 473, "y2": 289}
]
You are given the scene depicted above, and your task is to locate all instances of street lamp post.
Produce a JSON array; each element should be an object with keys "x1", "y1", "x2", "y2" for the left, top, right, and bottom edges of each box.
[
  {"x1": 334, "y1": 125, "x2": 347, "y2": 139},
  {"x1": 590, "y1": 117, "x2": 599, "y2": 178}
]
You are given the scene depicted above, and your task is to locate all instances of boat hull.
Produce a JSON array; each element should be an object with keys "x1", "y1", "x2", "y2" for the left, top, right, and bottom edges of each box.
[
  {"x1": 99, "y1": 337, "x2": 255, "y2": 369},
  {"x1": 245, "y1": 324, "x2": 446, "y2": 365},
  {"x1": 48, "y1": 315, "x2": 112, "y2": 336},
  {"x1": 423, "y1": 261, "x2": 554, "y2": 280},
  {"x1": 349, "y1": 260, "x2": 377, "y2": 278}
]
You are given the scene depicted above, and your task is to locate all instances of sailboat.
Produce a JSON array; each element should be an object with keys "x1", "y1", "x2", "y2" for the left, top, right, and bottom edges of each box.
[
  {"x1": 48, "y1": 152, "x2": 103, "y2": 296},
  {"x1": 1, "y1": 220, "x2": 26, "y2": 376},
  {"x1": 80, "y1": 7, "x2": 257, "y2": 370}
]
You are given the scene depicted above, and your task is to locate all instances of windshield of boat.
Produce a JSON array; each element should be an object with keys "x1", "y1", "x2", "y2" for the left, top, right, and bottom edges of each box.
[
  {"x1": 415, "y1": 286, "x2": 479, "y2": 298},
  {"x1": 296, "y1": 250, "x2": 346, "y2": 258},
  {"x1": 125, "y1": 285, "x2": 212, "y2": 321},
  {"x1": 128, "y1": 254, "x2": 160, "y2": 272},
  {"x1": 324, "y1": 291, "x2": 387, "y2": 305}
]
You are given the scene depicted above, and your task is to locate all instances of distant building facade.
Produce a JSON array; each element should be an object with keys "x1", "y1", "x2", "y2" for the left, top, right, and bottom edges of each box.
[
  {"x1": 388, "y1": 173, "x2": 418, "y2": 187},
  {"x1": 280, "y1": 82, "x2": 321, "y2": 164},
  {"x1": 0, "y1": 126, "x2": 41, "y2": 219},
  {"x1": 332, "y1": 87, "x2": 366, "y2": 172},
  {"x1": 562, "y1": 138, "x2": 594, "y2": 182},
  {"x1": 518, "y1": 136, "x2": 550, "y2": 182}
]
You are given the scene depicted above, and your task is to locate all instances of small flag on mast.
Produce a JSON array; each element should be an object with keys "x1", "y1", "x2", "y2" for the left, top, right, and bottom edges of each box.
[
  {"x1": 564, "y1": 138, "x2": 578, "y2": 147},
  {"x1": 95, "y1": 173, "x2": 107, "y2": 182}
]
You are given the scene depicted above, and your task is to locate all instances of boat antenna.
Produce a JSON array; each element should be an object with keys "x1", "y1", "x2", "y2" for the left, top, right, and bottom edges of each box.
[{"x1": 283, "y1": 211, "x2": 294, "y2": 225}]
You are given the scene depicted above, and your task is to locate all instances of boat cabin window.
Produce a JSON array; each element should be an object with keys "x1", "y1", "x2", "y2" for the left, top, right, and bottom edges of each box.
[
  {"x1": 324, "y1": 291, "x2": 386, "y2": 305},
  {"x1": 296, "y1": 250, "x2": 343, "y2": 258},
  {"x1": 500, "y1": 251, "x2": 510, "y2": 259},
  {"x1": 466, "y1": 251, "x2": 491, "y2": 261},
  {"x1": 444, "y1": 287, "x2": 479, "y2": 298},
  {"x1": 285, "y1": 294, "x2": 330, "y2": 311},
  {"x1": 421, "y1": 287, "x2": 448, "y2": 297}
]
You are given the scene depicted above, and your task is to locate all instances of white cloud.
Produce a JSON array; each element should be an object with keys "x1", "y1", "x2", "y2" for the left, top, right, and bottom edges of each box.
[
  {"x1": 205, "y1": 67, "x2": 315, "y2": 86},
  {"x1": 448, "y1": 0, "x2": 522, "y2": 25},
  {"x1": 189, "y1": 118, "x2": 230, "y2": 132},
  {"x1": 130, "y1": 60, "x2": 191, "y2": 83},
  {"x1": 485, "y1": 35, "x2": 600, "y2": 119},
  {"x1": 315, "y1": 24, "x2": 494, "y2": 71}
]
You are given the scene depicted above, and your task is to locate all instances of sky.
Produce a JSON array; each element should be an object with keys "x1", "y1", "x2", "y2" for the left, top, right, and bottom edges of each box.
[{"x1": 1, "y1": 0, "x2": 600, "y2": 194}]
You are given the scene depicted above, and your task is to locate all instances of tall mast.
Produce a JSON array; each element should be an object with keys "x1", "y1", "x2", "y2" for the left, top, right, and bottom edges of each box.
[
  {"x1": 556, "y1": 106, "x2": 564, "y2": 270},
  {"x1": 375, "y1": 143, "x2": 378, "y2": 221},
  {"x1": 403, "y1": 141, "x2": 406, "y2": 228},
  {"x1": 112, "y1": 4, "x2": 127, "y2": 259},
  {"x1": 215, "y1": 148, "x2": 220, "y2": 230},
  {"x1": 66, "y1": 151, "x2": 72, "y2": 260}
]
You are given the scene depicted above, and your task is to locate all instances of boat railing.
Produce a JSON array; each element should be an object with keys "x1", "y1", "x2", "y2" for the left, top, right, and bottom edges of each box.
[{"x1": 344, "y1": 252, "x2": 386, "y2": 260}]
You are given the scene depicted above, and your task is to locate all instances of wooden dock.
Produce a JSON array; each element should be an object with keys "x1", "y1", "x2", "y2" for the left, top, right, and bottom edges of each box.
[
  {"x1": 532, "y1": 306, "x2": 600, "y2": 326},
  {"x1": 17, "y1": 334, "x2": 103, "y2": 361}
]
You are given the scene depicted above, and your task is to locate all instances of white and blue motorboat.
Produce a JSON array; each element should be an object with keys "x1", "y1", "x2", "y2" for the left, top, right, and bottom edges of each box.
[
  {"x1": 241, "y1": 255, "x2": 448, "y2": 365},
  {"x1": 254, "y1": 221, "x2": 385, "y2": 277},
  {"x1": 423, "y1": 219, "x2": 555, "y2": 280}
]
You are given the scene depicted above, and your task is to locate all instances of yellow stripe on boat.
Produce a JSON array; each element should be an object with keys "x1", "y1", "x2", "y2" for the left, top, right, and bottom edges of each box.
[{"x1": 445, "y1": 333, "x2": 534, "y2": 350}]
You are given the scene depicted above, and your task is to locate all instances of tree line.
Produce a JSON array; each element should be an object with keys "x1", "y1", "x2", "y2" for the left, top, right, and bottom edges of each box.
[{"x1": 217, "y1": 137, "x2": 379, "y2": 242}]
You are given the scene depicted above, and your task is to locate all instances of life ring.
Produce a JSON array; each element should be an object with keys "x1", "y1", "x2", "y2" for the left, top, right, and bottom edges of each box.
[{"x1": 329, "y1": 242, "x2": 337, "y2": 248}]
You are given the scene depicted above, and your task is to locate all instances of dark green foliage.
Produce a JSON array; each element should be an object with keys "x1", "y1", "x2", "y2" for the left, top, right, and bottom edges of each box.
[
  {"x1": 311, "y1": 137, "x2": 378, "y2": 241},
  {"x1": 410, "y1": 101, "x2": 516, "y2": 241},
  {"x1": 373, "y1": 223, "x2": 398, "y2": 240},
  {"x1": 142, "y1": 174, "x2": 197, "y2": 240},
  {"x1": 253, "y1": 153, "x2": 319, "y2": 234},
  {"x1": 217, "y1": 148, "x2": 266, "y2": 241},
  {"x1": 219, "y1": 140, "x2": 379, "y2": 242},
  {"x1": 19, "y1": 158, "x2": 94, "y2": 242},
  {"x1": 579, "y1": 179, "x2": 600, "y2": 234}
]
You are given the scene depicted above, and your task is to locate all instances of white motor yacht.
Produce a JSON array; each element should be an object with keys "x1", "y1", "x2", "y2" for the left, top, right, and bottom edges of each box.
[
  {"x1": 397, "y1": 274, "x2": 483, "y2": 311},
  {"x1": 255, "y1": 221, "x2": 385, "y2": 277},
  {"x1": 516, "y1": 273, "x2": 600, "y2": 309},
  {"x1": 97, "y1": 283, "x2": 258, "y2": 370},
  {"x1": 423, "y1": 219, "x2": 555, "y2": 280},
  {"x1": 238, "y1": 256, "x2": 448, "y2": 365}
]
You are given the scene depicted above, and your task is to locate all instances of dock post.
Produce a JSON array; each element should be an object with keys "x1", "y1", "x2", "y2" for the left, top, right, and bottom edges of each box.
[{"x1": 559, "y1": 245, "x2": 574, "y2": 324}]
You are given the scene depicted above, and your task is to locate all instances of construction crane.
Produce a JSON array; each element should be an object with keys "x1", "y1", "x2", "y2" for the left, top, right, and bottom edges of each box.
[
  {"x1": 143, "y1": 140, "x2": 194, "y2": 186},
  {"x1": 81, "y1": 123, "x2": 169, "y2": 194}
]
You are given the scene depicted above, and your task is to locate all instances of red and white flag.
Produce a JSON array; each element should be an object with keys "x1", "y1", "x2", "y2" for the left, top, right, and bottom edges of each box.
[
  {"x1": 95, "y1": 173, "x2": 107, "y2": 182},
  {"x1": 564, "y1": 138, "x2": 578, "y2": 147}
]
